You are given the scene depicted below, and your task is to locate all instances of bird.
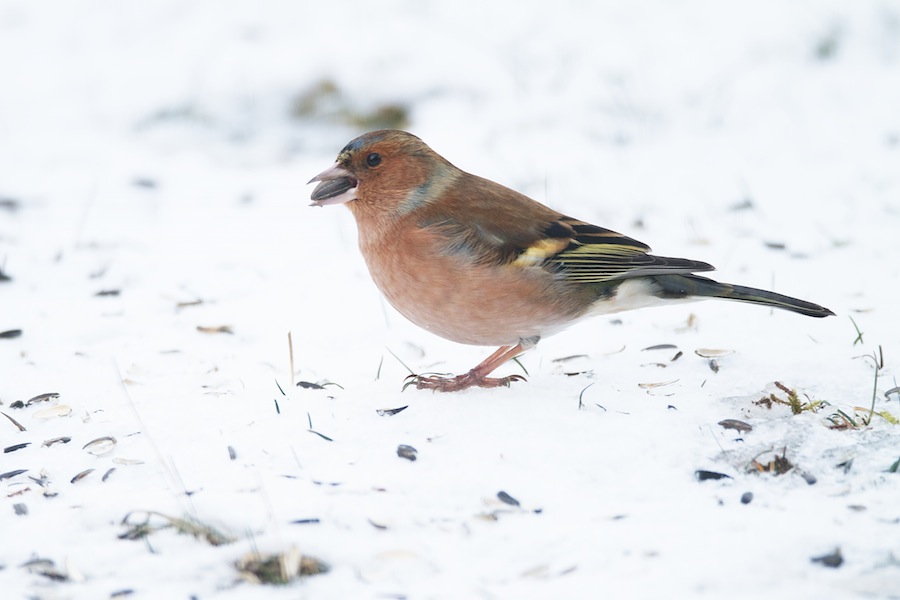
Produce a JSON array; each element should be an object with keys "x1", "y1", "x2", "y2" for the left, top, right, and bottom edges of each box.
[{"x1": 308, "y1": 130, "x2": 834, "y2": 392}]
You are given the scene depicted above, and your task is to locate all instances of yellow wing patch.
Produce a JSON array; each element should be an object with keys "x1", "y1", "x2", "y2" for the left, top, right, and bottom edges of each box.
[{"x1": 512, "y1": 237, "x2": 571, "y2": 267}]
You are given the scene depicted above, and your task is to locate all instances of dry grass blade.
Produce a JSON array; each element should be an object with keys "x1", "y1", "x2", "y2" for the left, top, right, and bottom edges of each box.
[
  {"x1": 288, "y1": 331, "x2": 295, "y2": 387},
  {"x1": 307, "y1": 413, "x2": 333, "y2": 442},
  {"x1": 236, "y1": 547, "x2": 329, "y2": 584},
  {"x1": 119, "y1": 511, "x2": 235, "y2": 546},
  {"x1": 748, "y1": 447, "x2": 794, "y2": 475}
]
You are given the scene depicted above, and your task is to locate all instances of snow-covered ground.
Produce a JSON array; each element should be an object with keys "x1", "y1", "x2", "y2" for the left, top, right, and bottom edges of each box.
[{"x1": 2, "y1": 1, "x2": 899, "y2": 598}]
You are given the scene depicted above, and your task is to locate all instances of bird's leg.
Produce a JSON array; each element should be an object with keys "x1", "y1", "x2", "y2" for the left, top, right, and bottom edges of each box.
[{"x1": 409, "y1": 338, "x2": 537, "y2": 392}]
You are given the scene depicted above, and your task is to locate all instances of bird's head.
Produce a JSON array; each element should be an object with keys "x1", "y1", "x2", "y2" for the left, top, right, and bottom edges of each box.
[{"x1": 309, "y1": 130, "x2": 455, "y2": 220}]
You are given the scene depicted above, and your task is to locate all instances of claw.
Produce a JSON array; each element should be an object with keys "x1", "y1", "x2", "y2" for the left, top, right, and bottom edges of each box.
[
  {"x1": 404, "y1": 372, "x2": 527, "y2": 393},
  {"x1": 400, "y1": 342, "x2": 533, "y2": 393}
]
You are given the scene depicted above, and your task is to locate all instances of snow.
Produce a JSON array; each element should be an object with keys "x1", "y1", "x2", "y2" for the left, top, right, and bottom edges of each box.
[{"x1": 2, "y1": 0, "x2": 899, "y2": 598}]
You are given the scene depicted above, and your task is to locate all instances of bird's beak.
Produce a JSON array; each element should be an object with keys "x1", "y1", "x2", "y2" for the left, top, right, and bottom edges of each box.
[{"x1": 308, "y1": 163, "x2": 358, "y2": 206}]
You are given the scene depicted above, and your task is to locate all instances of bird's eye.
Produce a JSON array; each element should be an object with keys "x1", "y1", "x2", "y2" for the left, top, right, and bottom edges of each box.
[{"x1": 366, "y1": 153, "x2": 382, "y2": 168}]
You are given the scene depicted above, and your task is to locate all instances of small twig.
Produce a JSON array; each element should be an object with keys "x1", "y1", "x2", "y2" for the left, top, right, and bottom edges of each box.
[{"x1": 288, "y1": 331, "x2": 295, "y2": 388}]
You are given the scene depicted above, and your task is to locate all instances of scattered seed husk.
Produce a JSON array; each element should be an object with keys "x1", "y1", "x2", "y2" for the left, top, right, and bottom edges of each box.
[
  {"x1": 708, "y1": 359, "x2": 720, "y2": 373},
  {"x1": 7, "y1": 486, "x2": 28, "y2": 497},
  {"x1": 290, "y1": 518, "x2": 321, "y2": 525},
  {"x1": 14, "y1": 503, "x2": 28, "y2": 515},
  {"x1": 552, "y1": 354, "x2": 589, "y2": 363},
  {"x1": 95, "y1": 289, "x2": 121, "y2": 297},
  {"x1": 83, "y1": 436, "x2": 117, "y2": 456},
  {"x1": 4, "y1": 442, "x2": 29, "y2": 453},
  {"x1": 642, "y1": 343, "x2": 678, "y2": 351},
  {"x1": 112, "y1": 457, "x2": 144, "y2": 465},
  {"x1": 497, "y1": 491, "x2": 520, "y2": 507},
  {"x1": 42, "y1": 436, "x2": 72, "y2": 447},
  {"x1": 26, "y1": 392, "x2": 59, "y2": 406},
  {"x1": 20, "y1": 558, "x2": 55, "y2": 570},
  {"x1": 397, "y1": 444, "x2": 417, "y2": 461},
  {"x1": 311, "y1": 480, "x2": 341, "y2": 487},
  {"x1": 197, "y1": 325, "x2": 233, "y2": 334},
  {"x1": 1, "y1": 469, "x2": 28, "y2": 480},
  {"x1": 297, "y1": 381, "x2": 325, "y2": 389},
  {"x1": 71, "y1": 468, "x2": 95, "y2": 483},
  {"x1": 132, "y1": 177, "x2": 158, "y2": 189},
  {"x1": 694, "y1": 348, "x2": 734, "y2": 358},
  {"x1": 695, "y1": 470, "x2": 732, "y2": 481},
  {"x1": 740, "y1": 492, "x2": 753, "y2": 504},
  {"x1": 638, "y1": 379, "x2": 678, "y2": 389},
  {"x1": 811, "y1": 548, "x2": 843, "y2": 568},
  {"x1": 0, "y1": 412, "x2": 26, "y2": 431},
  {"x1": 0, "y1": 329, "x2": 22, "y2": 339},
  {"x1": 176, "y1": 298, "x2": 204, "y2": 309},
  {"x1": 368, "y1": 518, "x2": 388, "y2": 530},
  {"x1": 228, "y1": 446, "x2": 237, "y2": 460},
  {"x1": 376, "y1": 405, "x2": 408, "y2": 417},
  {"x1": 32, "y1": 405, "x2": 72, "y2": 420},
  {"x1": 20, "y1": 557, "x2": 68, "y2": 581},
  {"x1": 718, "y1": 419, "x2": 753, "y2": 433},
  {"x1": 102, "y1": 468, "x2": 116, "y2": 482}
]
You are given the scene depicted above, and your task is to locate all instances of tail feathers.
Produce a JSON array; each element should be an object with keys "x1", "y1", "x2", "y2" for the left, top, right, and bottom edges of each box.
[{"x1": 653, "y1": 274, "x2": 835, "y2": 318}]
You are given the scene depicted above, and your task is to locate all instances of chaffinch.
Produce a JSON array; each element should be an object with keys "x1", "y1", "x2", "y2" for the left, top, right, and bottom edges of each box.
[{"x1": 309, "y1": 130, "x2": 833, "y2": 392}]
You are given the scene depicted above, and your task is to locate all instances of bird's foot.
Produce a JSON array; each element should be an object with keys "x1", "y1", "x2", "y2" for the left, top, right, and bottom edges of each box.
[{"x1": 404, "y1": 371, "x2": 526, "y2": 393}]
